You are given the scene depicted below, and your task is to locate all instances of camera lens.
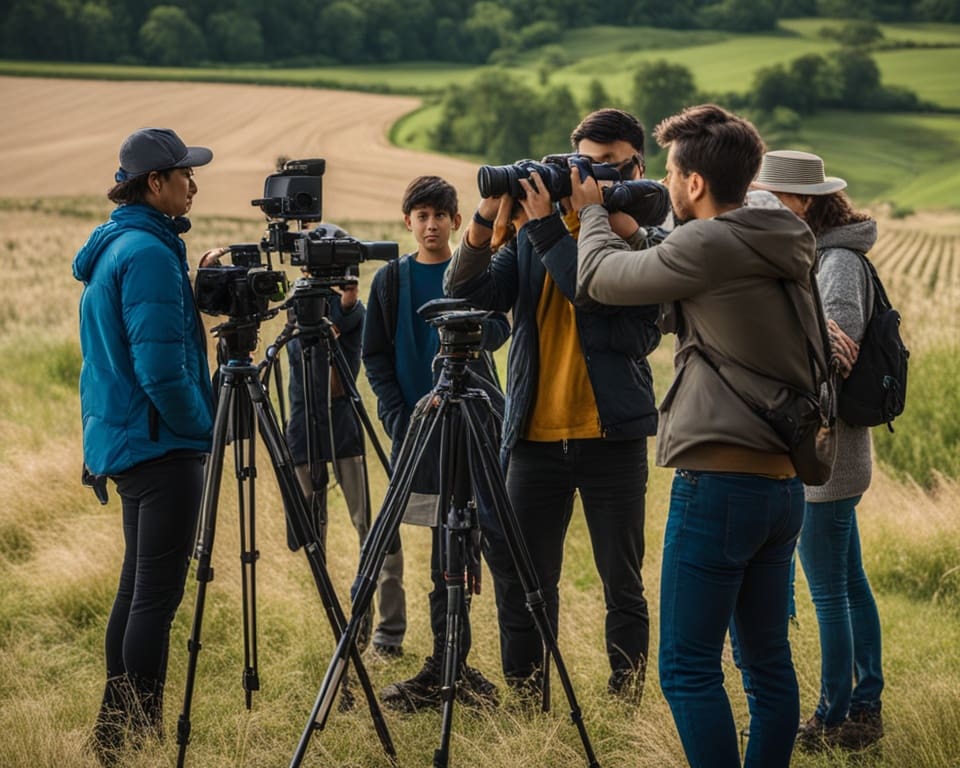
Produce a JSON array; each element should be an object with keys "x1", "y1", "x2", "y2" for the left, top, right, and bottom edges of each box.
[
  {"x1": 477, "y1": 165, "x2": 517, "y2": 198},
  {"x1": 602, "y1": 179, "x2": 671, "y2": 225}
]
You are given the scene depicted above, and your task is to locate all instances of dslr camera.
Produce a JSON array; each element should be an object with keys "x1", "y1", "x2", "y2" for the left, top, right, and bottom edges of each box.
[
  {"x1": 477, "y1": 153, "x2": 670, "y2": 225},
  {"x1": 194, "y1": 244, "x2": 288, "y2": 320}
]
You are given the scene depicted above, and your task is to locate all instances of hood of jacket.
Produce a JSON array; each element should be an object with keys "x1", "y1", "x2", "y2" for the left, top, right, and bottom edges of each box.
[
  {"x1": 72, "y1": 204, "x2": 187, "y2": 284},
  {"x1": 714, "y1": 206, "x2": 816, "y2": 283},
  {"x1": 817, "y1": 219, "x2": 878, "y2": 255}
]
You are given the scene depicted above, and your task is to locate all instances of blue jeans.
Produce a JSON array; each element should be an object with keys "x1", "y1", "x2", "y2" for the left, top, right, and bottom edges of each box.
[
  {"x1": 797, "y1": 496, "x2": 884, "y2": 725},
  {"x1": 660, "y1": 470, "x2": 803, "y2": 768},
  {"x1": 487, "y1": 438, "x2": 649, "y2": 682}
]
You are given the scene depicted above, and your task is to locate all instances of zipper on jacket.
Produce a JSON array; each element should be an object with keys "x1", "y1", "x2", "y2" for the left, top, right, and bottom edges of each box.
[
  {"x1": 562, "y1": 439, "x2": 568, "y2": 455},
  {"x1": 149, "y1": 404, "x2": 160, "y2": 442}
]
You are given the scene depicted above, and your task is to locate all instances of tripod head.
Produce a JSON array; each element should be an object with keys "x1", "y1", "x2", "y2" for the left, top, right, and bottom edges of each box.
[{"x1": 420, "y1": 298, "x2": 489, "y2": 360}]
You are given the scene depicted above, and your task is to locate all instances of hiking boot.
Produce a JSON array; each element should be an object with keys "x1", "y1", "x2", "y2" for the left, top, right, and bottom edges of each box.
[
  {"x1": 456, "y1": 664, "x2": 499, "y2": 709},
  {"x1": 795, "y1": 713, "x2": 841, "y2": 752},
  {"x1": 372, "y1": 642, "x2": 404, "y2": 660},
  {"x1": 607, "y1": 665, "x2": 645, "y2": 705},
  {"x1": 835, "y1": 709, "x2": 884, "y2": 750},
  {"x1": 90, "y1": 675, "x2": 134, "y2": 767},
  {"x1": 380, "y1": 656, "x2": 441, "y2": 713}
]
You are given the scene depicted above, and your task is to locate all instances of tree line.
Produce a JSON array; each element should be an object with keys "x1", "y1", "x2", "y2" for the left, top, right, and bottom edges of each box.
[
  {"x1": 430, "y1": 43, "x2": 930, "y2": 165},
  {"x1": 1, "y1": 0, "x2": 957, "y2": 66}
]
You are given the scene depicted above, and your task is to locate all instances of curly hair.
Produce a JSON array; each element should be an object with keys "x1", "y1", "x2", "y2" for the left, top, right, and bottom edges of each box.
[{"x1": 803, "y1": 191, "x2": 871, "y2": 237}]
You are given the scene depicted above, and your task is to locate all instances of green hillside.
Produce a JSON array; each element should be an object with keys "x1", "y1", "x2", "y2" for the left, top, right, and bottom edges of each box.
[{"x1": 3, "y1": 18, "x2": 959, "y2": 210}]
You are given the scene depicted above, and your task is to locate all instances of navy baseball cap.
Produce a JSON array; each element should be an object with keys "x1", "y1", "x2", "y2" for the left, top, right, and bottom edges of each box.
[{"x1": 116, "y1": 128, "x2": 213, "y2": 182}]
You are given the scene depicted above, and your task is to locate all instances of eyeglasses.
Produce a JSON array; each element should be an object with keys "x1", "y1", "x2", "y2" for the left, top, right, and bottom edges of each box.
[{"x1": 609, "y1": 154, "x2": 643, "y2": 179}]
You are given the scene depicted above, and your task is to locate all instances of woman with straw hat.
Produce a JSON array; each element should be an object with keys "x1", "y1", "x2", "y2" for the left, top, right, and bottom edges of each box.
[{"x1": 753, "y1": 149, "x2": 885, "y2": 754}]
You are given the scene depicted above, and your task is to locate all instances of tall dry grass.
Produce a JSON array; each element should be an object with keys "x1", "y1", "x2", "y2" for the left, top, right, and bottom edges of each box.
[{"x1": 1, "y1": 206, "x2": 959, "y2": 767}]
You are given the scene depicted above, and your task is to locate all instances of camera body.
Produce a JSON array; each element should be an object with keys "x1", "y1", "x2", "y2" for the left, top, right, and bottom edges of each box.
[
  {"x1": 252, "y1": 158, "x2": 325, "y2": 221},
  {"x1": 477, "y1": 153, "x2": 670, "y2": 226},
  {"x1": 195, "y1": 244, "x2": 288, "y2": 319},
  {"x1": 291, "y1": 230, "x2": 399, "y2": 280}
]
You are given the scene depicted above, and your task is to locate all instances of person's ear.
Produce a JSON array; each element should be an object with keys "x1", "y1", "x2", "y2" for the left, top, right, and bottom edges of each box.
[
  {"x1": 403, "y1": 213, "x2": 413, "y2": 231},
  {"x1": 688, "y1": 171, "x2": 706, "y2": 202},
  {"x1": 452, "y1": 212, "x2": 462, "y2": 231}
]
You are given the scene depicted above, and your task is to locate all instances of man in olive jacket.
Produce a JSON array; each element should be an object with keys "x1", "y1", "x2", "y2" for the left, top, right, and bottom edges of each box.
[{"x1": 573, "y1": 104, "x2": 816, "y2": 768}]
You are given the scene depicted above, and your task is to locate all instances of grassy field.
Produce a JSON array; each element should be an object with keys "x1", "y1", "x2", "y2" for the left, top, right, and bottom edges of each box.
[{"x1": 1, "y1": 200, "x2": 958, "y2": 767}]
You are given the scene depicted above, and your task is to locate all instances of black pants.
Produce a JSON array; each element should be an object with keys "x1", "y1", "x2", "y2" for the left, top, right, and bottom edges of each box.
[
  {"x1": 105, "y1": 453, "x2": 204, "y2": 687},
  {"x1": 484, "y1": 438, "x2": 649, "y2": 682}
]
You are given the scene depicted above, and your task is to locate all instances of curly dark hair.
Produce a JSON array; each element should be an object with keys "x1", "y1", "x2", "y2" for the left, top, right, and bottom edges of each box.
[
  {"x1": 653, "y1": 104, "x2": 764, "y2": 206},
  {"x1": 803, "y1": 191, "x2": 871, "y2": 237}
]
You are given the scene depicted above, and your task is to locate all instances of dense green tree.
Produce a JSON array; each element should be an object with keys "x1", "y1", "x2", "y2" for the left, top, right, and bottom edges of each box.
[
  {"x1": 829, "y1": 48, "x2": 882, "y2": 107},
  {"x1": 630, "y1": 60, "x2": 698, "y2": 150},
  {"x1": 206, "y1": 11, "x2": 263, "y2": 62},
  {"x1": 916, "y1": 0, "x2": 960, "y2": 21},
  {"x1": 139, "y1": 5, "x2": 205, "y2": 65},
  {"x1": 76, "y1": 2, "x2": 130, "y2": 62},
  {"x1": 463, "y1": 2, "x2": 515, "y2": 62},
  {"x1": 700, "y1": 0, "x2": 779, "y2": 31},
  {"x1": 432, "y1": 71, "x2": 539, "y2": 163},
  {"x1": 317, "y1": 1, "x2": 366, "y2": 63},
  {"x1": 582, "y1": 79, "x2": 613, "y2": 114},
  {"x1": 530, "y1": 85, "x2": 581, "y2": 158},
  {"x1": 2, "y1": 0, "x2": 78, "y2": 60}
]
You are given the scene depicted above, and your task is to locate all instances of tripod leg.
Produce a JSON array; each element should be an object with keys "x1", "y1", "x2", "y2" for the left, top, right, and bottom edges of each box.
[
  {"x1": 247, "y1": 369, "x2": 430, "y2": 767},
  {"x1": 460, "y1": 397, "x2": 601, "y2": 768},
  {"x1": 176, "y1": 373, "x2": 235, "y2": 768},
  {"x1": 289, "y1": 397, "x2": 448, "y2": 768},
  {"x1": 435, "y1": 407, "x2": 471, "y2": 768},
  {"x1": 234, "y1": 388, "x2": 260, "y2": 710}
]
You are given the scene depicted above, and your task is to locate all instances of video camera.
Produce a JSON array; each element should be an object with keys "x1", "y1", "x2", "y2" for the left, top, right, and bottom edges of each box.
[
  {"x1": 250, "y1": 158, "x2": 398, "y2": 283},
  {"x1": 253, "y1": 158, "x2": 325, "y2": 221},
  {"x1": 477, "y1": 153, "x2": 670, "y2": 225},
  {"x1": 195, "y1": 244, "x2": 288, "y2": 320}
]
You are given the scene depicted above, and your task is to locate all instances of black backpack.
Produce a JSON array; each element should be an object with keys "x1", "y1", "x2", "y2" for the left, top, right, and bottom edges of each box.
[{"x1": 834, "y1": 251, "x2": 909, "y2": 431}]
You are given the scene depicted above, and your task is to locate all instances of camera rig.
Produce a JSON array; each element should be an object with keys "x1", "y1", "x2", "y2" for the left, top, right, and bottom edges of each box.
[{"x1": 478, "y1": 152, "x2": 670, "y2": 226}]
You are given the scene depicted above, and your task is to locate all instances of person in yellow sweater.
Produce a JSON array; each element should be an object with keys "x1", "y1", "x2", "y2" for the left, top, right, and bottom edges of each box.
[{"x1": 445, "y1": 109, "x2": 663, "y2": 702}]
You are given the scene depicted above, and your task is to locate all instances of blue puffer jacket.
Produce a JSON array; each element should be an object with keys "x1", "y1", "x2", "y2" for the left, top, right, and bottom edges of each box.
[{"x1": 73, "y1": 204, "x2": 214, "y2": 475}]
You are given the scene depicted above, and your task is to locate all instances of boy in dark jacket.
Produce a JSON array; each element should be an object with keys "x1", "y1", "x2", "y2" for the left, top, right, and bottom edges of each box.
[{"x1": 363, "y1": 176, "x2": 510, "y2": 711}]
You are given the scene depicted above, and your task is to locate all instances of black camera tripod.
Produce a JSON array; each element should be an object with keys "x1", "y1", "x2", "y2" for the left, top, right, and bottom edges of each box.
[
  {"x1": 290, "y1": 299, "x2": 601, "y2": 768},
  {"x1": 174, "y1": 315, "x2": 396, "y2": 767}
]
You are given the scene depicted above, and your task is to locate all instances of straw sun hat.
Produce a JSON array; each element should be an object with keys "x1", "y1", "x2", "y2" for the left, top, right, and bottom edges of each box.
[{"x1": 751, "y1": 150, "x2": 847, "y2": 196}]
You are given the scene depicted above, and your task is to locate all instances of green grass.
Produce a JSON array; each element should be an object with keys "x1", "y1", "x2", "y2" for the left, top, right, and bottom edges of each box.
[
  {"x1": 874, "y1": 47, "x2": 960, "y2": 108},
  {"x1": 1, "y1": 205, "x2": 960, "y2": 766},
  {"x1": 873, "y1": 345, "x2": 960, "y2": 486}
]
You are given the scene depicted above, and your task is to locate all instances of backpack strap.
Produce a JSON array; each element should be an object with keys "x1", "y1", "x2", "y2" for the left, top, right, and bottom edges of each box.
[{"x1": 382, "y1": 256, "x2": 401, "y2": 342}]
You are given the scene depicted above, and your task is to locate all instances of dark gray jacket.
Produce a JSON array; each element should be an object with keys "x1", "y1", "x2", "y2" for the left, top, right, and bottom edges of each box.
[{"x1": 576, "y1": 204, "x2": 818, "y2": 469}]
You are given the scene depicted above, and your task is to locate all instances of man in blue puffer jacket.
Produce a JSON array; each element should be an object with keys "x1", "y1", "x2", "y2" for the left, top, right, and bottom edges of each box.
[{"x1": 73, "y1": 127, "x2": 214, "y2": 766}]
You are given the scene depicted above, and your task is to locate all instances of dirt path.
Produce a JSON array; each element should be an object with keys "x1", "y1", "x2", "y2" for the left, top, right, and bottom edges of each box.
[{"x1": 0, "y1": 76, "x2": 480, "y2": 221}]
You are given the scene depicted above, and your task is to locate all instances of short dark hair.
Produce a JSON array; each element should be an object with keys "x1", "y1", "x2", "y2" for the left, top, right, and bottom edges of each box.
[
  {"x1": 107, "y1": 168, "x2": 173, "y2": 206},
  {"x1": 654, "y1": 104, "x2": 764, "y2": 206},
  {"x1": 570, "y1": 108, "x2": 646, "y2": 157},
  {"x1": 401, "y1": 175, "x2": 458, "y2": 216}
]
